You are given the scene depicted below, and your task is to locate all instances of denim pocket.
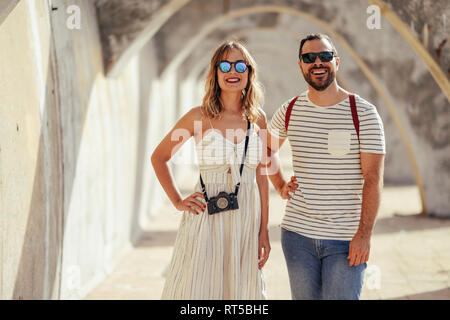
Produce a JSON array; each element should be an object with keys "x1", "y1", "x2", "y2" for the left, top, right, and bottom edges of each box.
[{"x1": 323, "y1": 239, "x2": 351, "y2": 256}]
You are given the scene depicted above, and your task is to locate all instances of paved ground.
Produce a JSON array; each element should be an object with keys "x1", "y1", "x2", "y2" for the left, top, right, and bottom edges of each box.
[
  {"x1": 85, "y1": 183, "x2": 450, "y2": 300},
  {"x1": 85, "y1": 147, "x2": 450, "y2": 300}
]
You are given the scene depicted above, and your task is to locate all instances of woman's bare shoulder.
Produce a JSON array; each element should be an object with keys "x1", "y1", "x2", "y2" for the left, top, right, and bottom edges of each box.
[
  {"x1": 177, "y1": 106, "x2": 203, "y2": 124},
  {"x1": 177, "y1": 106, "x2": 206, "y2": 135},
  {"x1": 185, "y1": 106, "x2": 204, "y2": 121}
]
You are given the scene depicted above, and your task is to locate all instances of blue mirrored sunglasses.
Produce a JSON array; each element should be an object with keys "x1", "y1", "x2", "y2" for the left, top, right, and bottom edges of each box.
[{"x1": 218, "y1": 60, "x2": 248, "y2": 73}]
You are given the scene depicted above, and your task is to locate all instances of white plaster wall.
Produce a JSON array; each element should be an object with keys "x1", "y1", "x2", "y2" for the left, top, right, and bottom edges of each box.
[
  {"x1": 0, "y1": 0, "x2": 173, "y2": 299},
  {"x1": 0, "y1": 0, "x2": 61, "y2": 300}
]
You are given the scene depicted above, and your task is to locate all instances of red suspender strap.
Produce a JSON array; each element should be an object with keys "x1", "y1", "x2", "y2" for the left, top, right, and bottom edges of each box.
[
  {"x1": 284, "y1": 96, "x2": 299, "y2": 132},
  {"x1": 349, "y1": 93, "x2": 360, "y2": 143}
]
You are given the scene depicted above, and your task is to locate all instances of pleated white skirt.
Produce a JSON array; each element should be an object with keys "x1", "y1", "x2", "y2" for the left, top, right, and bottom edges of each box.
[{"x1": 161, "y1": 170, "x2": 266, "y2": 300}]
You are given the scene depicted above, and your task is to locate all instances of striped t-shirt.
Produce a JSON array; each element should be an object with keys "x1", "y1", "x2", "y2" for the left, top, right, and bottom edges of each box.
[{"x1": 268, "y1": 91, "x2": 386, "y2": 240}]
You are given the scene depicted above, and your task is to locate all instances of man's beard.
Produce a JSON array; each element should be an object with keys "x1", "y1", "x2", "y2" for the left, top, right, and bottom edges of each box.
[{"x1": 303, "y1": 67, "x2": 335, "y2": 91}]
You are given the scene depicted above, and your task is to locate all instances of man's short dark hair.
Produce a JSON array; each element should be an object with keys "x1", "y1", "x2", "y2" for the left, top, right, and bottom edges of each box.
[{"x1": 299, "y1": 33, "x2": 338, "y2": 60}]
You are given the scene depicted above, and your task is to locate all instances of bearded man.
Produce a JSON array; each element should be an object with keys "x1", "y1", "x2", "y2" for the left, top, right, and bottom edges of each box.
[{"x1": 266, "y1": 33, "x2": 386, "y2": 300}]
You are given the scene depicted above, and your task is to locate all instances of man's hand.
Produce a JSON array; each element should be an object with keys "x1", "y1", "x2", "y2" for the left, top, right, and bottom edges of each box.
[
  {"x1": 278, "y1": 176, "x2": 298, "y2": 200},
  {"x1": 347, "y1": 231, "x2": 371, "y2": 266}
]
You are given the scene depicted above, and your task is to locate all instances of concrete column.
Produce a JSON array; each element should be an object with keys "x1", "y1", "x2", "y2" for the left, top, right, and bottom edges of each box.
[{"x1": 0, "y1": 0, "x2": 63, "y2": 299}]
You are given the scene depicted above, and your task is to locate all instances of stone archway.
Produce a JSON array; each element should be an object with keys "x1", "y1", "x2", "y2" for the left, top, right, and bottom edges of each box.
[
  {"x1": 159, "y1": 6, "x2": 429, "y2": 215},
  {"x1": 96, "y1": 0, "x2": 450, "y2": 216},
  {"x1": 368, "y1": 0, "x2": 450, "y2": 102}
]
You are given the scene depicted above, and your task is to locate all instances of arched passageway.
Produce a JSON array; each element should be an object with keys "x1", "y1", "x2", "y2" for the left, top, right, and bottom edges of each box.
[{"x1": 1, "y1": 0, "x2": 449, "y2": 300}]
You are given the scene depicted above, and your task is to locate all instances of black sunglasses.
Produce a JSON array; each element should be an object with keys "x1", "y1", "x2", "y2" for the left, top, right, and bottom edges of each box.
[
  {"x1": 301, "y1": 51, "x2": 336, "y2": 63},
  {"x1": 218, "y1": 60, "x2": 248, "y2": 73}
]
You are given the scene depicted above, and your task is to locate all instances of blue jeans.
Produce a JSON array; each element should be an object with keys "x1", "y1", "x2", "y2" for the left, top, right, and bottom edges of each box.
[{"x1": 281, "y1": 228, "x2": 366, "y2": 300}]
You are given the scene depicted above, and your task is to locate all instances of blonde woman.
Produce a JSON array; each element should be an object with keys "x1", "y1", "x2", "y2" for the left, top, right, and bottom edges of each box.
[{"x1": 151, "y1": 41, "x2": 270, "y2": 299}]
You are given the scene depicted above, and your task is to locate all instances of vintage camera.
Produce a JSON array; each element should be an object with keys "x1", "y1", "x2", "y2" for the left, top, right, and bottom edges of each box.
[{"x1": 207, "y1": 191, "x2": 239, "y2": 214}]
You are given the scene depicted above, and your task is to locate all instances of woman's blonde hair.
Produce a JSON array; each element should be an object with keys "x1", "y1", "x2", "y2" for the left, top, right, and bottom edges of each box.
[{"x1": 201, "y1": 41, "x2": 263, "y2": 123}]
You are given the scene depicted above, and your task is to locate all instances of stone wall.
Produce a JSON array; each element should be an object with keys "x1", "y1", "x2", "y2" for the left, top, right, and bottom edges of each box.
[{"x1": 0, "y1": 0, "x2": 174, "y2": 299}]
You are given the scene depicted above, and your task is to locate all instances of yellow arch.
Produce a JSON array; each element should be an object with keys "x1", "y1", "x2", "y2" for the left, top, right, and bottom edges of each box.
[
  {"x1": 368, "y1": 0, "x2": 450, "y2": 103},
  {"x1": 107, "y1": 0, "x2": 190, "y2": 77},
  {"x1": 163, "y1": 5, "x2": 428, "y2": 214}
]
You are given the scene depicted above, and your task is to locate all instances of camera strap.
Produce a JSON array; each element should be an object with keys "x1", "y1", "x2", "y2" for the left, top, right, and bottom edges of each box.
[{"x1": 199, "y1": 119, "x2": 251, "y2": 202}]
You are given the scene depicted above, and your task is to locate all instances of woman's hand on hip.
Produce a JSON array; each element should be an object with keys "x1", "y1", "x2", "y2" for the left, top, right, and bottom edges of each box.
[{"x1": 175, "y1": 192, "x2": 206, "y2": 215}]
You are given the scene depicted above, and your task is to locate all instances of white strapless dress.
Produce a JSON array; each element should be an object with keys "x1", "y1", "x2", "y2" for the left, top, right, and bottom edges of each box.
[{"x1": 161, "y1": 122, "x2": 266, "y2": 300}]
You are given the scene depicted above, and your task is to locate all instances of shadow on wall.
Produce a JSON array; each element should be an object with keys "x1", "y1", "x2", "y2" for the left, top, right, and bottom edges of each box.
[
  {"x1": 0, "y1": 0, "x2": 20, "y2": 26},
  {"x1": 9, "y1": 2, "x2": 161, "y2": 298},
  {"x1": 12, "y1": 27, "x2": 64, "y2": 300},
  {"x1": 11, "y1": 4, "x2": 99, "y2": 298}
]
